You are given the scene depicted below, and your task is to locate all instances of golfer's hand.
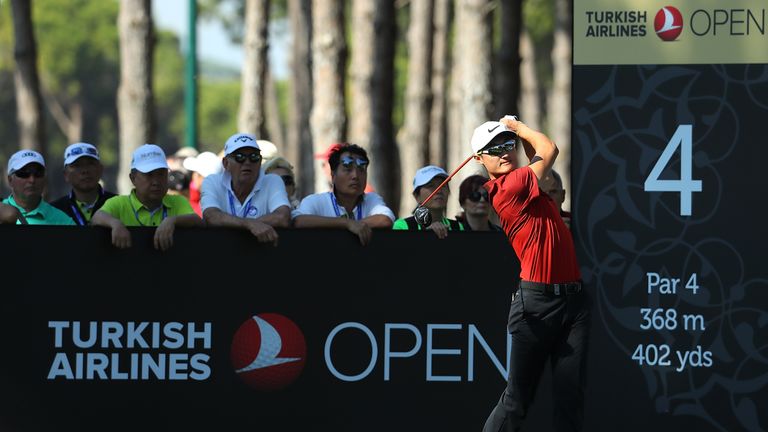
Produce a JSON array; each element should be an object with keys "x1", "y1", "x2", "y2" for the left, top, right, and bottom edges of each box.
[{"x1": 500, "y1": 115, "x2": 524, "y2": 133}]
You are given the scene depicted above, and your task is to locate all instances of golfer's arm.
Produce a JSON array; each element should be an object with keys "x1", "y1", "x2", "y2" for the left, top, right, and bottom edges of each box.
[{"x1": 518, "y1": 124, "x2": 558, "y2": 180}]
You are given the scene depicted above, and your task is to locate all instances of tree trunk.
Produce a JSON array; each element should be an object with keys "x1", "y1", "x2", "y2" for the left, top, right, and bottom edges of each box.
[
  {"x1": 348, "y1": 0, "x2": 375, "y2": 149},
  {"x1": 349, "y1": 0, "x2": 397, "y2": 209},
  {"x1": 399, "y1": 0, "x2": 434, "y2": 217},
  {"x1": 117, "y1": 0, "x2": 154, "y2": 194},
  {"x1": 549, "y1": 0, "x2": 572, "y2": 211},
  {"x1": 310, "y1": 0, "x2": 346, "y2": 193},
  {"x1": 494, "y1": 0, "x2": 522, "y2": 119},
  {"x1": 238, "y1": 0, "x2": 269, "y2": 138},
  {"x1": 446, "y1": 0, "x2": 464, "y2": 212},
  {"x1": 265, "y1": 69, "x2": 284, "y2": 149},
  {"x1": 288, "y1": 0, "x2": 313, "y2": 197},
  {"x1": 428, "y1": 0, "x2": 451, "y2": 171},
  {"x1": 518, "y1": 30, "x2": 540, "y2": 130},
  {"x1": 370, "y1": 0, "x2": 397, "y2": 210},
  {"x1": 10, "y1": 0, "x2": 46, "y2": 155},
  {"x1": 448, "y1": 0, "x2": 493, "y2": 218}
]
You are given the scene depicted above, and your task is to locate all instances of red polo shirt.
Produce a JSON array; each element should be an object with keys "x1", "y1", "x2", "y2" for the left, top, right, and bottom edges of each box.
[{"x1": 486, "y1": 166, "x2": 580, "y2": 284}]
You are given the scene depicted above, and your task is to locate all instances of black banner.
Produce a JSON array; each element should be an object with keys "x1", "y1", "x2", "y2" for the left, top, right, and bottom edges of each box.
[
  {"x1": 0, "y1": 226, "x2": 526, "y2": 432},
  {"x1": 572, "y1": 64, "x2": 768, "y2": 432}
]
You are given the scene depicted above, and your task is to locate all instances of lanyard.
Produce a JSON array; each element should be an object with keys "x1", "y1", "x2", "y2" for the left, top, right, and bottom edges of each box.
[
  {"x1": 68, "y1": 189, "x2": 102, "y2": 226},
  {"x1": 228, "y1": 190, "x2": 254, "y2": 218},
  {"x1": 129, "y1": 200, "x2": 167, "y2": 226},
  {"x1": 329, "y1": 192, "x2": 362, "y2": 220}
]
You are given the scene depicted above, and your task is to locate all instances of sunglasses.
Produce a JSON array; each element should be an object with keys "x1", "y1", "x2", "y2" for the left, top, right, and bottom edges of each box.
[
  {"x1": 281, "y1": 175, "x2": 295, "y2": 187},
  {"x1": 340, "y1": 156, "x2": 369, "y2": 170},
  {"x1": 13, "y1": 168, "x2": 45, "y2": 179},
  {"x1": 66, "y1": 146, "x2": 99, "y2": 158},
  {"x1": 468, "y1": 189, "x2": 489, "y2": 202},
  {"x1": 478, "y1": 140, "x2": 516, "y2": 157},
  {"x1": 230, "y1": 152, "x2": 262, "y2": 164}
]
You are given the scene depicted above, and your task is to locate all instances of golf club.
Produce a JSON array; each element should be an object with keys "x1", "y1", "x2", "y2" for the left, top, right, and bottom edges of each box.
[{"x1": 413, "y1": 154, "x2": 475, "y2": 226}]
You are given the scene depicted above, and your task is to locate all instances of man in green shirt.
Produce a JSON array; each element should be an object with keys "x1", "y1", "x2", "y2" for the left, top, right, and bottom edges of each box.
[
  {"x1": 92, "y1": 144, "x2": 203, "y2": 250},
  {"x1": 2, "y1": 150, "x2": 75, "y2": 225}
]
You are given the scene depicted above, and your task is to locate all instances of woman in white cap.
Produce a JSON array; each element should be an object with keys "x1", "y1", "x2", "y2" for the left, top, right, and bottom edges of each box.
[
  {"x1": 182, "y1": 151, "x2": 223, "y2": 216},
  {"x1": 392, "y1": 165, "x2": 465, "y2": 239},
  {"x1": 262, "y1": 156, "x2": 300, "y2": 209}
]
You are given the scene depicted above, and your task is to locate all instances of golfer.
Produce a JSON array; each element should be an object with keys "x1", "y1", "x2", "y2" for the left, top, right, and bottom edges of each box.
[{"x1": 474, "y1": 116, "x2": 591, "y2": 432}]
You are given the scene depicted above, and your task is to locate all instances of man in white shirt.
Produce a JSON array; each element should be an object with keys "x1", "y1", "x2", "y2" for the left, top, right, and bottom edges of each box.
[
  {"x1": 200, "y1": 133, "x2": 291, "y2": 245},
  {"x1": 292, "y1": 143, "x2": 395, "y2": 245}
]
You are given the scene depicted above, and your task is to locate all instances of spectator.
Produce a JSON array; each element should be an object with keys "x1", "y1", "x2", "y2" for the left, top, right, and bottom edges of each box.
[
  {"x1": 293, "y1": 143, "x2": 394, "y2": 245},
  {"x1": 166, "y1": 147, "x2": 198, "y2": 197},
  {"x1": 2, "y1": 150, "x2": 74, "y2": 225},
  {"x1": 263, "y1": 156, "x2": 300, "y2": 209},
  {"x1": 51, "y1": 142, "x2": 117, "y2": 226},
  {"x1": 167, "y1": 170, "x2": 191, "y2": 199},
  {"x1": 183, "y1": 151, "x2": 223, "y2": 216},
  {"x1": 257, "y1": 139, "x2": 278, "y2": 162},
  {"x1": 456, "y1": 174, "x2": 502, "y2": 231},
  {"x1": 315, "y1": 142, "x2": 374, "y2": 192},
  {"x1": 539, "y1": 169, "x2": 571, "y2": 226},
  {"x1": 168, "y1": 146, "x2": 198, "y2": 173},
  {"x1": 200, "y1": 133, "x2": 291, "y2": 245},
  {"x1": 0, "y1": 202, "x2": 26, "y2": 224},
  {"x1": 392, "y1": 165, "x2": 465, "y2": 239},
  {"x1": 92, "y1": 144, "x2": 203, "y2": 250}
]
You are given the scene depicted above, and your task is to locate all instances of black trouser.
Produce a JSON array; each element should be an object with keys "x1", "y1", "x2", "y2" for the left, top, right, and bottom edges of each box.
[{"x1": 483, "y1": 284, "x2": 591, "y2": 432}]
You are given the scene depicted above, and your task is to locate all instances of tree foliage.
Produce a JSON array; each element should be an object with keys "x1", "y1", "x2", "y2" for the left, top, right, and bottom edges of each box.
[
  {"x1": 154, "y1": 30, "x2": 186, "y2": 152},
  {"x1": 0, "y1": 4, "x2": 17, "y2": 186},
  {"x1": 199, "y1": 0, "x2": 288, "y2": 44},
  {"x1": 34, "y1": 0, "x2": 119, "y2": 97},
  {"x1": 198, "y1": 80, "x2": 240, "y2": 152}
]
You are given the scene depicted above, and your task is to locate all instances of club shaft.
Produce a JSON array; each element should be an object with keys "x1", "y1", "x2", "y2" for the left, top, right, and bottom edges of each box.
[{"x1": 418, "y1": 154, "x2": 475, "y2": 207}]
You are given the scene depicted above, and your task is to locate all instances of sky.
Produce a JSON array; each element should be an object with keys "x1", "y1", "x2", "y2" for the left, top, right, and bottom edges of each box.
[{"x1": 152, "y1": 1, "x2": 288, "y2": 78}]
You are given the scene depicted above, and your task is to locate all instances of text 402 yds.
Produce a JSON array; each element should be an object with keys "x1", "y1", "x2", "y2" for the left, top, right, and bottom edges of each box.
[{"x1": 632, "y1": 344, "x2": 713, "y2": 372}]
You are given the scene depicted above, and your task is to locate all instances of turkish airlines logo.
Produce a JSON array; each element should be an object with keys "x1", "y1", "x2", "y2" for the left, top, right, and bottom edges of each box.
[
  {"x1": 230, "y1": 313, "x2": 306, "y2": 391},
  {"x1": 654, "y1": 6, "x2": 683, "y2": 41}
]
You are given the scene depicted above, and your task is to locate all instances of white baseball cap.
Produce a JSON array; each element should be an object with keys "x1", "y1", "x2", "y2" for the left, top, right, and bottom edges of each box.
[
  {"x1": 263, "y1": 156, "x2": 294, "y2": 173},
  {"x1": 7, "y1": 149, "x2": 45, "y2": 175},
  {"x1": 470, "y1": 121, "x2": 517, "y2": 154},
  {"x1": 130, "y1": 144, "x2": 169, "y2": 173},
  {"x1": 413, "y1": 165, "x2": 448, "y2": 192},
  {"x1": 183, "y1": 151, "x2": 223, "y2": 178},
  {"x1": 64, "y1": 142, "x2": 100, "y2": 166},
  {"x1": 174, "y1": 146, "x2": 199, "y2": 159},
  {"x1": 224, "y1": 133, "x2": 260, "y2": 156},
  {"x1": 257, "y1": 140, "x2": 278, "y2": 160}
]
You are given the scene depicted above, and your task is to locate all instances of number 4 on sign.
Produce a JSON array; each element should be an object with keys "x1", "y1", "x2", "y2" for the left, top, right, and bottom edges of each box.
[{"x1": 644, "y1": 125, "x2": 703, "y2": 216}]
